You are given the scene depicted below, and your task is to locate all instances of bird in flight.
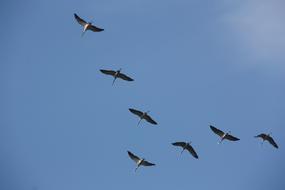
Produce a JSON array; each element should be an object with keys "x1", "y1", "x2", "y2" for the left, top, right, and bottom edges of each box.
[
  {"x1": 172, "y1": 141, "x2": 199, "y2": 159},
  {"x1": 100, "y1": 69, "x2": 134, "y2": 85},
  {"x1": 129, "y1": 108, "x2": 157, "y2": 126},
  {"x1": 255, "y1": 133, "x2": 278, "y2": 149},
  {"x1": 210, "y1": 125, "x2": 240, "y2": 144},
  {"x1": 127, "y1": 151, "x2": 155, "y2": 172},
  {"x1": 74, "y1": 13, "x2": 104, "y2": 36}
]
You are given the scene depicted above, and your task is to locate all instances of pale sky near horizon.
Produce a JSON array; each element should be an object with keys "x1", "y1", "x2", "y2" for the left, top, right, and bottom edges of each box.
[{"x1": 1, "y1": 0, "x2": 285, "y2": 190}]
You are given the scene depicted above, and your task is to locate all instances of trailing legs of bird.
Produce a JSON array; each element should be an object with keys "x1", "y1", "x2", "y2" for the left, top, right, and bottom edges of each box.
[
  {"x1": 137, "y1": 118, "x2": 142, "y2": 126},
  {"x1": 112, "y1": 77, "x2": 117, "y2": 85}
]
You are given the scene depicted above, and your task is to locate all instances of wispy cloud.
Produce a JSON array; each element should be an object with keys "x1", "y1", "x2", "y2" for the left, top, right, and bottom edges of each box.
[{"x1": 224, "y1": 0, "x2": 285, "y2": 69}]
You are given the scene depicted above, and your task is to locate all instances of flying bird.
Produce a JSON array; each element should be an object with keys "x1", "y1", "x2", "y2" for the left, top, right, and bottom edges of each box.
[
  {"x1": 100, "y1": 69, "x2": 134, "y2": 85},
  {"x1": 129, "y1": 108, "x2": 157, "y2": 126},
  {"x1": 210, "y1": 125, "x2": 240, "y2": 144},
  {"x1": 127, "y1": 151, "x2": 155, "y2": 172},
  {"x1": 255, "y1": 133, "x2": 278, "y2": 149},
  {"x1": 172, "y1": 141, "x2": 198, "y2": 159},
  {"x1": 74, "y1": 13, "x2": 104, "y2": 36}
]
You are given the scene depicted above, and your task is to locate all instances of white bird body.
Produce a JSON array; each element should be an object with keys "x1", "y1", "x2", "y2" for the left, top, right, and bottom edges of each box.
[
  {"x1": 74, "y1": 13, "x2": 104, "y2": 36},
  {"x1": 172, "y1": 141, "x2": 199, "y2": 159},
  {"x1": 129, "y1": 108, "x2": 158, "y2": 126},
  {"x1": 100, "y1": 69, "x2": 134, "y2": 85},
  {"x1": 127, "y1": 151, "x2": 155, "y2": 172},
  {"x1": 210, "y1": 125, "x2": 240, "y2": 144}
]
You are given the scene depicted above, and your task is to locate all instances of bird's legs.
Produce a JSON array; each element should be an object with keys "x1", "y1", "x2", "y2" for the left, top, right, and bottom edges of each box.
[
  {"x1": 135, "y1": 165, "x2": 140, "y2": 172},
  {"x1": 112, "y1": 77, "x2": 117, "y2": 85},
  {"x1": 218, "y1": 138, "x2": 224, "y2": 144},
  {"x1": 137, "y1": 118, "x2": 142, "y2": 126},
  {"x1": 81, "y1": 30, "x2": 86, "y2": 37},
  {"x1": 261, "y1": 139, "x2": 265, "y2": 147},
  {"x1": 180, "y1": 148, "x2": 185, "y2": 156}
]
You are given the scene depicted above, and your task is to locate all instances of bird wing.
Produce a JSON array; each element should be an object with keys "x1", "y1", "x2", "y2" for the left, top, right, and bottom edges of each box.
[
  {"x1": 117, "y1": 73, "x2": 134, "y2": 81},
  {"x1": 144, "y1": 114, "x2": 158, "y2": 125},
  {"x1": 141, "y1": 160, "x2": 155, "y2": 166},
  {"x1": 172, "y1": 142, "x2": 187, "y2": 147},
  {"x1": 129, "y1": 108, "x2": 143, "y2": 117},
  {"x1": 185, "y1": 144, "x2": 199, "y2": 159},
  {"x1": 100, "y1": 69, "x2": 116, "y2": 76},
  {"x1": 210, "y1": 125, "x2": 224, "y2": 137},
  {"x1": 127, "y1": 151, "x2": 140, "y2": 164},
  {"x1": 255, "y1": 133, "x2": 267, "y2": 139},
  {"x1": 267, "y1": 136, "x2": 278, "y2": 149},
  {"x1": 225, "y1": 134, "x2": 240, "y2": 141},
  {"x1": 89, "y1": 24, "x2": 104, "y2": 32},
  {"x1": 74, "y1": 13, "x2": 87, "y2": 26}
]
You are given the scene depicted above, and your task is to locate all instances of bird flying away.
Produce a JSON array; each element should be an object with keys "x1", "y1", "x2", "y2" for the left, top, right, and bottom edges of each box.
[
  {"x1": 100, "y1": 69, "x2": 134, "y2": 85},
  {"x1": 172, "y1": 141, "x2": 199, "y2": 159},
  {"x1": 127, "y1": 151, "x2": 155, "y2": 172},
  {"x1": 74, "y1": 13, "x2": 104, "y2": 36},
  {"x1": 255, "y1": 133, "x2": 278, "y2": 149},
  {"x1": 210, "y1": 125, "x2": 240, "y2": 144},
  {"x1": 129, "y1": 108, "x2": 157, "y2": 126}
]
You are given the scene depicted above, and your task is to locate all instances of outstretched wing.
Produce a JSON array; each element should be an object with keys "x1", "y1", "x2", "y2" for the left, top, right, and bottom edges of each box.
[
  {"x1": 225, "y1": 134, "x2": 240, "y2": 141},
  {"x1": 185, "y1": 144, "x2": 199, "y2": 159},
  {"x1": 255, "y1": 133, "x2": 267, "y2": 139},
  {"x1": 89, "y1": 24, "x2": 104, "y2": 32},
  {"x1": 267, "y1": 136, "x2": 278, "y2": 149},
  {"x1": 74, "y1": 13, "x2": 87, "y2": 26},
  {"x1": 210, "y1": 125, "x2": 224, "y2": 137},
  {"x1": 144, "y1": 114, "x2": 157, "y2": 125},
  {"x1": 118, "y1": 73, "x2": 134, "y2": 81},
  {"x1": 129, "y1": 108, "x2": 143, "y2": 118},
  {"x1": 100, "y1": 69, "x2": 116, "y2": 76},
  {"x1": 172, "y1": 142, "x2": 186, "y2": 147},
  {"x1": 141, "y1": 160, "x2": 155, "y2": 166},
  {"x1": 127, "y1": 151, "x2": 140, "y2": 163}
]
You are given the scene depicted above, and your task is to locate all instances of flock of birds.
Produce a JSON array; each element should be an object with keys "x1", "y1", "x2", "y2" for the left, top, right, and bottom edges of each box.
[{"x1": 74, "y1": 13, "x2": 279, "y2": 172}]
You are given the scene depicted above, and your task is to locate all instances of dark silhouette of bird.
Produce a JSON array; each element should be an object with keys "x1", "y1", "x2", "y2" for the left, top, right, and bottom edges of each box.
[
  {"x1": 100, "y1": 69, "x2": 134, "y2": 85},
  {"x1": 129, "y1": 108, "x2": 157, "y2": 126},
  {"x1": 74, "y1": 13, "x2": 104, "y2": 36},
  {"x1": 127, "y1": 151, "x2": 155, "y2": 172},
  {"x1": 172, "y1": 141, "x2": 198, "y2": 159},
  {"x1": 210, "y1": 125, "x2": 240, "y2": 144},
  {"x1": 255, "y1": 133, "x2": 278, "y2": 149}
]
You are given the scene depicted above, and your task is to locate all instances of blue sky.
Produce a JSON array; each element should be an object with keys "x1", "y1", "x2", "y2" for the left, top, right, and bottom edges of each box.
[{"x1": 1, "y1": 0, "x2": 285, "y2": 190}]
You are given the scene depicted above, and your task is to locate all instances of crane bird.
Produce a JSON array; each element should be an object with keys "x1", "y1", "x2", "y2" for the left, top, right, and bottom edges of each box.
[
  {"x1": 172, "y1": 141, "x2": 198, "y2": 159},
  {"x1": 74, "y1": 13, "x2": 104, "y2": 36},
  {"x1": 255, "y1": 133, "x2": 278, "y2": 149},
  {"x1": 210, "y1": 125, "x2": 240, "y2": 144},
  {"x1": 129, "y1": 108, "x2": 157, "y2": 126},
  {"x1": 100, "y1": 69, "x2": 134, "y2": 85},
  {"x1": 127, "y1": 151, "x2": 155, "y2": 172}
]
